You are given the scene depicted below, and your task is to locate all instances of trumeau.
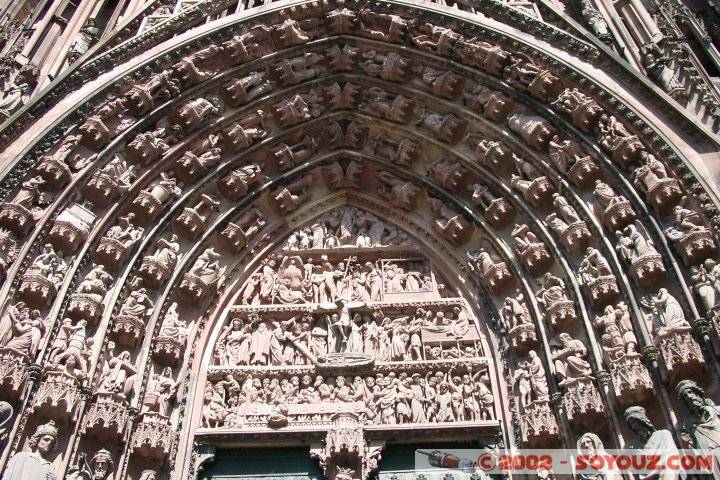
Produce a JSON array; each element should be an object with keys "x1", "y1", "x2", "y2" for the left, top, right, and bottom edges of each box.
[{"x1": 0, "y1": 0, "x2": 718, "y2": 479}]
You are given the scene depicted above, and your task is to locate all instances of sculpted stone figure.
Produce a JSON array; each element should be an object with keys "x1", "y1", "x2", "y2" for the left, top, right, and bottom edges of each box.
[
  {"x1": 142, "y1": 367, "x2": 177, "y2": 416},
  {"x1": 274, "y1": 91, "x2": 324, "y2": 126},
  {"x1": 170, "y1": 97, "x2": 219, "y2": 134},
  {"x1": 367, "y1": 131, "x2": 420, "y2": 166},
  {"x1": 632, "y1": 152, "x2": 682, "y2": 213},
  {"x1": 218, "y1": 164, "x2": 265, "y2": 200},
  {"x1": 577, "y1": 247, "x2": 620, "y2": 308},
  {"x1": 358, "y1": 9, "x2": 407, "y2": 43},
  {"x1": 83, "y1": 156, "x2": 137, "y2": 207},
  {"x1": 2, "y1": 420, "x2": 58, "y2": 480},
  {"x1": 551, "y1": 333, "x2": 592, "y2": 386},
  {"x1": 546, "y1": 194, "x2": 591, "y2": 254},
  {"x1": 429, "y1": 198, "x2": 473, "y2": 246},
  {"x1": 0, "y1": 176, "x2": 49, "y2": 235},
  {"x1": 465, "y1": 136, "x2": 511, "y2": 169},
  {"x1": 513, "y1": 351, "x2": 550, "y2": 411},
  {"x1": 507, "y1": 113, "x2": 555, "y2": 150},
  {"x1": 322, "y1": 160, "x2": 363, "y2": 190},
  {"x1": 130, "y1": 172, "x2": 182, "y2": 224},
  {"x1": 272, "y1": 135, "x2": 318, "y2": 171},
  {"x1": 551, "y1": 88, "x2": 603, "y2": 132},
  {"x1": 218, "y1": 208, "x2": 265, "y2": 253},
  {"x1": 594, "y1": 302, "x2": 637, "y2": 360},
  {"x1": 624, "y1": 406, "x2": 680, "y2": 466},
  {"x1": 95, "y1": 213, "x2": 144, "y2": 267},
  {"x1": 466, "y1": 247, "x2": 513, "y2": 294},
  {"x1": 511, "y1": 223, "x2": 553, "y2": 276},
  {"x1": 597, "y1": 114, "x2": 644, "y2": 167},
  {"x1": 377, "y1": 171, "x2": 422, "y2": 211},
  {"x1": 415, "y1": 107, "x2": 466, "y2": 144},
  {"x1": 615, "y1": 222, "x2": 665, "y2": 286},
  {"x1": 360, "y1": 87, "x2": 415, "y2": 123},
  {"x1": 221, "y1": 71, "x2": 270, "y2": 106},
  {"x1": 123, "y1": 71, "x2": 180, "y2": 116},
  {"x1": 642, "y1": 288, "x2": 690, "y2": 336},
  {"x1": 641, "y1": 288, "x2": 703, "y2": 378},
  {"x1": 641, "y1": 43, "x2": 685, "y2": 98},
  {"x1": 65, "y1": 449, "x2": 113, "y2": 480},
  {"x1": 501, "y1": 289, "x2": 537, "y2": 353},
  {"x1": 68, "y1": 263, "x2": 113, "y2": 323},
  {"x1": 510, "y1": 157, "x2": 554, "y2": 208},
  {"x1": 665, "y1": 203, "x2": 712, "y2": 251},
  {"x1": 220, "y1": 111, "x2": 268, "y2": 152},
  {"x1": 172, "y1": 45, "x2": 222, "y2": 86},
  {"x1": 427, "y1": 158, "x2": 467, "y2": 192},
  {"x1": 503, "y1": 55, "x2": 561, "y2": 101},
  {"x1": 98, "y1": 342, "x2": 136, "y2": 398},
  {"x1": 271, "y1": 175, "x2": 314, "y2": 214},
  {"x1": 464, "y1": 85, "x2": 514, "y2": 121},
  {"x1": 576, "y1": 433, "x2": 621, "y2": 480},
  {"x1": 468, "y1": 183, "x2": 515, "y2": 229},
  {"x1": 548, "y1": 136, "x2": 599, "y2": 189},
  {"x1": 20, "y1": 243, "x2": 68, "y2": 307},
  {"x1": 67, "y1": 19, "x2": 99, "y2": 63},
  {"x1": 676, "y1": 380, "x2": 720, "y2": 462},
  {"x1": 455, "y1": 38, "x2": 510, "y2": 76},
  {"x1": 593, "y1": 179, "x2": 636, "y2": 230},
  {"x1": 138, "y1": 235, "x2": 180, "y2": 289},
  {"x1": 174, "y1": 194, "x2": 220, "y2": 240},
  {"x1": 581, "y1": 0, "x2": 611, "y2": 43},
  {"x1": 126, "y1": 127, "x2": 170, "y2": 165},
  {"x1": 174, "y1": 135, "x2": 223, "y2": 183},
  {"x1": 411, "y1": 66, "x2": 464, "y2": 99},
  {"x1": 359, "y1": 50, "x2": 411, "y2": 82},
  {"x1": 0, "y1": 305, "x2": 43, "y2": 358},
  {"x1": 536, "y1": 273, "x2": 576, "y2": 330},
  {"x1": 410, "y1": 22, "x2": 461, "y2": 55}
]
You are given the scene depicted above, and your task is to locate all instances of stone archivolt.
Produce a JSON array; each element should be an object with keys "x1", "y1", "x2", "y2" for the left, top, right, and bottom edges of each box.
[{"x1": 0, "y1": 1, "x2": 715, "y2": 479}]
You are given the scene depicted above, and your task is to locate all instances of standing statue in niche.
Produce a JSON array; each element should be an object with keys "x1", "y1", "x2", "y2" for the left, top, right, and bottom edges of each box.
[
  {"x1": 676, "y1": 380, "x2": 720, "y2": 463},
  {"x1": 551, "y1": 333, "x2": 592, "y2": 386},
  {"x1": 624, "y1": 406, "x2": 681, "y2": 469},
  {"x1": 2, "y1": 420, "x2": 58, "y2": 480},
  {"x1": 576, "y1": 433, "x2": 622, "y2": 480},
  {"x1": 142, "y1": 367, "x2": 177, "y2": 416},
  {"x1": 65, "y1": 449, "x2": 114, "y2": 480},
  {"x1": 1, "y1": 306, "x2": 44, "y2": 357}
]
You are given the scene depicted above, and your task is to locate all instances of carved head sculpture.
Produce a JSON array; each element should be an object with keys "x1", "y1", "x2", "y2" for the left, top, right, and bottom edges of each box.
[
  {"x1": 576, "y1": 432, "x2": 604, "y2": 456},
  {"x1": 90, "y1": 449, "x2": 114, "y2": 479},
  {"x1": 138, "y1": 471, "x2": 157, "y2": 480},
  {"x1": 624, "y1": 406, "x2": 656, "y2": 441},
  {"x1": 29, "y1": 420, "x2": 58, "y2": 456},
  {"x1": 676, "y1": 379, "x2": 708, "y2": 414}
]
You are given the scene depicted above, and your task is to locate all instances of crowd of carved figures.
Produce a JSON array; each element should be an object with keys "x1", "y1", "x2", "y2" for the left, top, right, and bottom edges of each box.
[
  {"x1": 0, "y1": 1, "x2": 717, "y2": 479},
  {"x1": 281, "y1": 207, "x2": 411, "y2": 250},
  {"x1": 214, "y1": 305, "x2": 482, "y2": 366},
  {"x1": 203, "y1": 368, "x2": 495, "y2": 429},
  {"x1": 239, "y1": 254, "x2": 438, "y2": 305}
]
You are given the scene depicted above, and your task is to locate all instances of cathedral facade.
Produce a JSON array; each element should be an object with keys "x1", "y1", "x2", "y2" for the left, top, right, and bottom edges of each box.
[{"x1": 0, "y1": 0, "x2": 719, "y2": 478}]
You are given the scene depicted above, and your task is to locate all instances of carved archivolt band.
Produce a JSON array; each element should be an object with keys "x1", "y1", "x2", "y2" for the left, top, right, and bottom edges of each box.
[{"x1": 0, "y1": 0, "x2": 717, "y2": 479}]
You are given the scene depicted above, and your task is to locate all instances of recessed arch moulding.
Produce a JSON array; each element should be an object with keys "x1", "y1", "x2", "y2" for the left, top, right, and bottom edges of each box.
[{"x1": 0, "y1": 0, "x2": 719, "y2": 479}]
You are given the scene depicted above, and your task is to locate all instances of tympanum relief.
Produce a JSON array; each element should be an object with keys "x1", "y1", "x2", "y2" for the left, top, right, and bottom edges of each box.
[{"x1": 204, "y1": 206, "x2": 496, "y2": 440}]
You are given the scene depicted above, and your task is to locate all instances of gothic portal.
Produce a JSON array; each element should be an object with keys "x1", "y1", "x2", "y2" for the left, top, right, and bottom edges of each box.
[{"x1": 0, "y1": 0, "x2": 720, "y2": 478}]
